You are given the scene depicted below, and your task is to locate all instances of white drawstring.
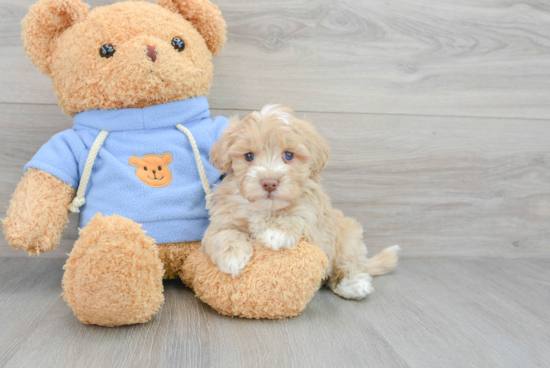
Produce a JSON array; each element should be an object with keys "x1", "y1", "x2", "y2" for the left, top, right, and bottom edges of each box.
[
  {"x1": 176, "y1": 124, "x2": 213, "y2": 209},
  {"x1": 69, "y1": 130, "x2": 109, "y2": 213},
  {"x1": 69, "y1": 125, "x2": 213, "y2": 213}
]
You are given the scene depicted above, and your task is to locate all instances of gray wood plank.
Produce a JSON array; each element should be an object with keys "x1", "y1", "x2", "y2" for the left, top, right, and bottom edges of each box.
[
  {"x1": 2, "y1": 257, "x2": 549, "y2": 367},
  {"x1": 0, "y1": 258, "x2": 66, "y2": 366},
  {"x1": 1, "y1": 104, "x2": 548, "y2": 259},
  {"x1": 367, "y1": 259, "x2": 550, "y2": 367},
  {"x1": 309, "y1": 111, "x2": 550, "y2": 259},
  {"x1": 1, "y1": 0, "x2": 550, "y2": 118},
  {"x1": 3, "y1": 281, "x2": 211, "y2": 368}
]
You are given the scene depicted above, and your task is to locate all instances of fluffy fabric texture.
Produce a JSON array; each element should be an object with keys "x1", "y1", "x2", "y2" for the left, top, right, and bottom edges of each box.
[
  {"x1": 22, "y1": 0, "x2": 90, "y2": 75},
  {"x1": 157, "y1": 241, "x2": 201, "y2": 280},
  {"x1": 25, "y1": 97, "x2": 228, "y2": 244},
  {"x1": 62, "y1": 214, "x2": 165, "y2": 327},
  {"x1": 22, "y1": 0, "x2": 226, "y2": 114},
  {"x1": 182, "y1": 239, "x2": 328, "y2": 319},
  {"x1": 158, "y1": 0, "x2": 227, "y2": 56},
  {"x1": 3, "y1": 168, "x2": 75, "y2": 255},
  {"x1": 64, "y1": 231, "x2": 327, "y2": 325}
]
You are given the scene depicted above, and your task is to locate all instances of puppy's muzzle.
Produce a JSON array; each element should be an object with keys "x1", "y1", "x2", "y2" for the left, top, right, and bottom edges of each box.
[{"x1": 261, "y1": 179, "x2": 279, "y2": 193}]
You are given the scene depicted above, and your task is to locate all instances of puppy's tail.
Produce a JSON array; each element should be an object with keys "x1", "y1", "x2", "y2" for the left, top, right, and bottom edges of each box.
[{"x1": 366, "y1": 245, "x2": 401, "y2": 276}]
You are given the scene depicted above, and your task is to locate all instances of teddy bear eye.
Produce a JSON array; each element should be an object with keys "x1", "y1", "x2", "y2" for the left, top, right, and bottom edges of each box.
[
  {"x1": 158, "y1": 166, "x2": 162, "y2": 171},
  {"x1": 284, "y1": 151, "x2": 294, "y2": 161},
  {"x1": 144, "y1": 166, "x2": 148, "y2": 171},
  {"x1": 171, "y1": 37, "x2": 185, "y2": 52},
  {"x1": 100, "y1": 44, "x2": 116, "y2": 58},
  {"x1": 244, "y1": 152, "x2": 255, "y2": 162}
]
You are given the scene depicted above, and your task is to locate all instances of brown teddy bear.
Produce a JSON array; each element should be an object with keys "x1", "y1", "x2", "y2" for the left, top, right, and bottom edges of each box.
[{"x1": 3, "y1": 0, "x2": 327, "y2": 327}]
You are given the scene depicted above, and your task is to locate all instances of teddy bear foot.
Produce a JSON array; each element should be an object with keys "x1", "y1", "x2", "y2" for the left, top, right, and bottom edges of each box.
[
  {"x1": 181, "y1": 239, "x2": 328, "y2": 319},
  {"x1": 62, "y1": 214, "x2": 165, "y2": 327}
]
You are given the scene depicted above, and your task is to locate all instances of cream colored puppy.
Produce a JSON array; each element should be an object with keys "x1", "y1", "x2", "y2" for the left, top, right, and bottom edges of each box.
[{"x1": 202, "y1": 105, "x2": 399, "y2": 300}]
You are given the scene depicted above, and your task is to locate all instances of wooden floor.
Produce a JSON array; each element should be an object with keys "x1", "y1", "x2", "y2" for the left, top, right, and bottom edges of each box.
[
  {"x1": 0, "y1": 257, "x2": 548, "y2": 368},
  {"x1": 0, "y1": 0, "x2": 549, "y2": 366}
]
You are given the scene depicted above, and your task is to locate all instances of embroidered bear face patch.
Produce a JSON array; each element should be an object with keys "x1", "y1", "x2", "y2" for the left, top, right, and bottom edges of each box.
[{"x1": 129, "y1": 153, "x2": 173, "y2": 188}]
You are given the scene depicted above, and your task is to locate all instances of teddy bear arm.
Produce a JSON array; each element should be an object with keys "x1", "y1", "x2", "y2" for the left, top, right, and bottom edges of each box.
[{"x1": 3, "y1": 168, "x2": 75, "y2": 255}]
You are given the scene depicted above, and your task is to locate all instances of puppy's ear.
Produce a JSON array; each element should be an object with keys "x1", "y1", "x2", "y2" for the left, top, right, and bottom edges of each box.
[
  {"x1": 210, "y1": 116, "x2": 240, "y2": 174},
  {"x1": 22, "y1": 0, "x2": 90, "y2": 75},
  {"x1": 292, "y1": 116, "x2": 331, "y2": 176},
  {"x1": 158, "y1": 0, "x2": 227, "y2": 56}
]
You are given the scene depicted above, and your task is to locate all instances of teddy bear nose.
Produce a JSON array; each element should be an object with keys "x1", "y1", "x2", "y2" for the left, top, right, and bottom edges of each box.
[
  {"x1": 146, "y1": 45, "x2": 157, "y2": 62},
  {"x1": 261, "y1": 179, "x2": 279, "y2": 193}
]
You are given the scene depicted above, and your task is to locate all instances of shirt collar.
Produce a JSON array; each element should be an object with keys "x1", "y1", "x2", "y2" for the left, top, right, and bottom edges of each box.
[{"x1": 73, "y1": 96, "x2": 211, "y2": 131}]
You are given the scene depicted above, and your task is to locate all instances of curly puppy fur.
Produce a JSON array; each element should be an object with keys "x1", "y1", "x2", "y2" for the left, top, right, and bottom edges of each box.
[{"x1": 204, "y1": 105, "x2": 400, "y2": 300}]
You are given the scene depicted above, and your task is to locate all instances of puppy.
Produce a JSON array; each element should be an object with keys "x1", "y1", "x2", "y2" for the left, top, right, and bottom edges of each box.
[{"x1": 202, "y1": 105, "x2": 399, "y2": 300}]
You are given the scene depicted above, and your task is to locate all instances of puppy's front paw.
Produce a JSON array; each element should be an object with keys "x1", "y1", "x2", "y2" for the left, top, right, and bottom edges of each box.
[
  {"x1": 214, "y1": 246, "x2": 253, "y2": 278},
  {"x1": 257, "y1": 229, "x2": 298, "y2": 251}
]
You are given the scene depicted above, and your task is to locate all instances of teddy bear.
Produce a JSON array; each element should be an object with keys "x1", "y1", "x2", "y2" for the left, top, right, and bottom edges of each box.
[{"x1": 3, "y1": 0, "x2": 327, "y2": 327}]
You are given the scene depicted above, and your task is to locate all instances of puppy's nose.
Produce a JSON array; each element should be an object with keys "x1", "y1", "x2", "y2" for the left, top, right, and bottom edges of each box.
[
  {"x1": 146, "y1": 45, "x2": 157, "y2": 62},
  {"x1": 261, "y1": 179, "x2": 279, "y2": 193}
]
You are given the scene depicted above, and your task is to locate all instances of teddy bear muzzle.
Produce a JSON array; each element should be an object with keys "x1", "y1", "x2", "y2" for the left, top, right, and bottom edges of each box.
[{"x1": 146, "y1": 45, "x2": 157, "y2": 62}]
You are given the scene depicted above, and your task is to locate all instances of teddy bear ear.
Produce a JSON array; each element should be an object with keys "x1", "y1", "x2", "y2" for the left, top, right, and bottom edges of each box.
[
  {"x1": 22, "y1": 0, "x2": 89, "y2": 75},
  {"x1": 161, "y1": 153, "x2": 173, "y2": 165},
  {"x1": 128, "y1": 156, "x2": 141, "y2": 167},
  {"x1": 158, "y1": 0, "x2": 227, "y2": 56}
]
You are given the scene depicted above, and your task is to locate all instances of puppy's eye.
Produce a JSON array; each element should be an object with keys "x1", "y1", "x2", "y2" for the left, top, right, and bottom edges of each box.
[
  {"x1": 284, "y1": 151, "x2": 294, "y2": 161},
  {"x1": 158, "y1": 166, "x2": 162, "y2": 171},
  {"x1": 171, "y1": 37, "x2": 185, "y2": 52},
  {"x1": 244, "y1": 152, "x2": 255, "y2": 162},
  {"x1": 144, "y1": 167, "x2": 148, "y2": 171},
  {"x1": 100, "y1": 44, "x2": 116, "y2": 58}
]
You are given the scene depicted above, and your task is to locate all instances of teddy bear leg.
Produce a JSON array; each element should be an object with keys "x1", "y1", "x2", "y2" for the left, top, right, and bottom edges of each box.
[
  {"x1": 62, "y1": 214, "x2": 164, "y2": 327},
  {"x1": 181, "y1": 239, "x2": 328, "y2": 319},
  {"x1": 157, "y1": 241, "x2": 201, "y2": 280}
]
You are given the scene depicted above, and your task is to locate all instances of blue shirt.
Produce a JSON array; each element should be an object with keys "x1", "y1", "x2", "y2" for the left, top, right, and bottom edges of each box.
[{"x1": 25, "y1": 97, "x2": 228, "y2": 244}]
